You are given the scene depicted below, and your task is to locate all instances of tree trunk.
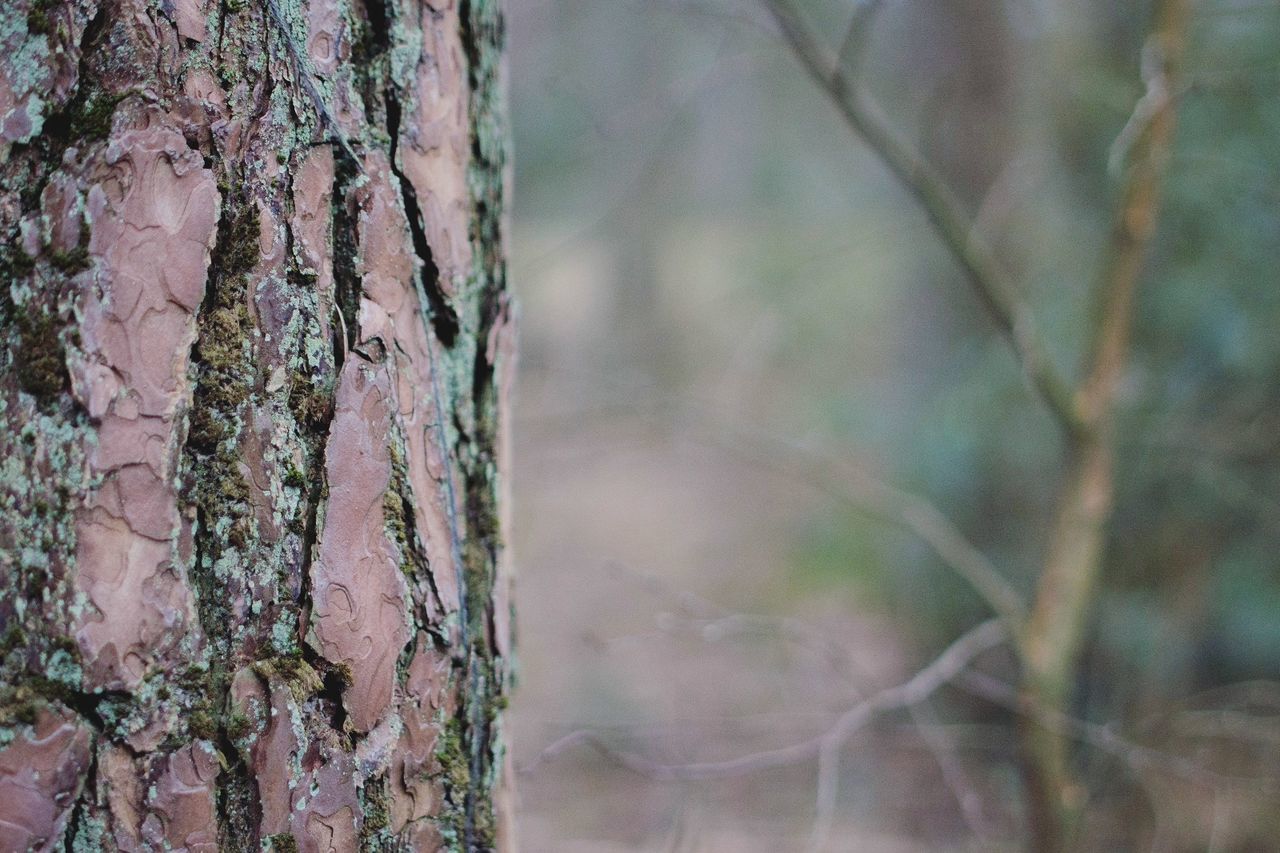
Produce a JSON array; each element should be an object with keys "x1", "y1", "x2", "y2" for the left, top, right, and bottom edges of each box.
[{"x1": 0, "y1": 0, "x2": 513, "y2": 849}]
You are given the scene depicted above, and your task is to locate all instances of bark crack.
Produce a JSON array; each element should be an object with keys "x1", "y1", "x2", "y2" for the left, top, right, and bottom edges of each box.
[{"x1": 385, "y1": 95, "x2": 460, "y2": 347}]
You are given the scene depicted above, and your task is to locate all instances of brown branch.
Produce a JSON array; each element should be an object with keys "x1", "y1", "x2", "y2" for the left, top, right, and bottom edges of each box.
[
  {"x1": 759, "y1": 0, "x2": 1081, "y2": 434},
  {"x1": 1019, "y1": 0, "x2": 1191, "y2": 843}
]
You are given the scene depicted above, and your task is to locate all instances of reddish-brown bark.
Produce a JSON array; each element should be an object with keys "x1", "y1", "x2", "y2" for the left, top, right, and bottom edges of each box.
[{"x1": 0, "y1": 0, "x2": 512, "y2": 849}]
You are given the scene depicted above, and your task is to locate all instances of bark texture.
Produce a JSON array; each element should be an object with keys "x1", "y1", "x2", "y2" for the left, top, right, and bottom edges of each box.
[{"x1": 0, "y1": 0, "x2": 513, "y2": 849}]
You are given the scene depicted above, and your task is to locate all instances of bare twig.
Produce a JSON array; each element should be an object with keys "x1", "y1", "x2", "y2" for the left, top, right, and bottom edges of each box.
[
  {"x1": 759, "y1": 0, "x2": 1080, "y2": 434},
  {"x1": 522, "y1": 393, "x2": 1029, "y2": 639},
  {"x1": 517, "y1": 42, "x2": 761, "y2": 279},
  {"x1": 834, "y1": 0, "x2": 885, "y2": 78},
  {"x1": 675, "y1": 412, "x2": 1030, "y2": 639},
  {"x1": 521, "y1": 619, "x2": 1005, "y2": 785},
  {"x1": 805, "y1": 619, "x2": 1005, "y2": 851},
  {"x1": 1108, "y1": 36, "x2": 1176, "y2": 176},
  {"x1": 956, "y1": 671, "x2": 1280, "y2": 794},
  {"x1": 909, "y1": 701, "x2": 999, "y2": 841},
  {"x1": 523, "y1": 635, "x2": 1280, "y2": 796}
]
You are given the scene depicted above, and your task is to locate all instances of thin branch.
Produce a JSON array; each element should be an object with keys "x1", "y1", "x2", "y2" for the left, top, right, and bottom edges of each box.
[
  {"x1": 834, "y1": 0, "x2": 885, "y2": 78},
  {"x1": 677, "y1": 412, "x2": 1030, "y2": 640},
  {"x1": 804, "y1": 619, "x2": 1004, "y2": 851},
  {"x1": 1077, "y1": 3, "x2": 1190, "y2": 431},
  {"x1": 523, "y1": 395, "x2": 1029, "y2": 639},
  {"x1": 522, "y1": 633, "x2": 1280, "y2": 796},
  {"x1": 909, "y1": 701, "x2": 999, "y2": 841},
  {"x1": 1107, "y1": 36, "x2": 1175, "y2": 176},
  {"x1": 759, "y1": 0, "x2": 1081, "y2": 434},
  {"x1": 521, "y1": 619, "x2": 1005, "y2": 783},
  {"x1": 955, "y1": 671, "x2": 1280, "y2": 794}
]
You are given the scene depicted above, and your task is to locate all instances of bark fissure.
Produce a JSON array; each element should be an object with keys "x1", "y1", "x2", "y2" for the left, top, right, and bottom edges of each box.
[
  {"x1": 386, "y1": 94, "x2": 461, "y2": 347},
  {"x1": 183, "y1": 175, "x2": 260, "y2": 846},
  {"x1": 332, "y1": 159, "x2": 363, "y2": 369},
  {"x1": 61, "y1": 734, "x2": 98, "y2": 848}
]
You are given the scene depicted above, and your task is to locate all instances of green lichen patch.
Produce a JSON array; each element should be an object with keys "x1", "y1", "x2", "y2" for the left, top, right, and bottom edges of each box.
[
  {"x1": 225, "y1": 710, "x2": 252, "y2": 742},
  {"x1": 12, "y1": 308, "x2": 68, "y2": 402},
  {"x1": 358, "y1": 774, "x2": 393, "y2": 851},
  {"x1": 26, "y1": 1, "x2": 55, "y2": 37},
  {"x1": 179, "y1": 184, "x2": 270, "y2": 842},
  {"x1": 188, "y1": 704, "x2": 219, "y2": 740},
  {"x1": 68, "y1": 811, "x2": 107, "y2": 853},
  {"x1": 0, "y1": 244, "x2": 36, "y2": 283},
  {"x1": 0, "y1": 686, "x2": 42, "y2": 728},
  {"x1": 383, "y1": 437, "x2": 421, "y2": 584},
  {"x1": 214, "y1": 202, "x2": 262, "y2": 281},
  {"x1": 39, "y1": 84, "x2": 125, "y2": 153},
  {"x1": 197, "y1": 306, "x2": 249, "y2": 373},
  {"x1": 0, "y1": 626, "x2": 27, "y2": 658},
  {"x1": 264, "y1": 833, "x2": 299, "y2": 852},
  {"x1": 287, "y1": 369, "x2": 333, "y2": 429},
  {"x1": 252, "y1": 653, "x2": 322, "y2": 703},
  {"x1": 48, "y1": 245, "x2": 90, "y2": 275}
]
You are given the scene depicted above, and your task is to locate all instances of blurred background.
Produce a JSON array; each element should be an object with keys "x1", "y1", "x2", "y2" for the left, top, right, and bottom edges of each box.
[{"x1": 504, "y1": 1, "x2": 1280, "y2": 849}]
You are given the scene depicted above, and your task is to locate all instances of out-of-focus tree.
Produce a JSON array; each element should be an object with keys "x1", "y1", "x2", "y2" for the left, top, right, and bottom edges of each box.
[{"x1": 764, "y1": 0, "x2": 1190, "y2": 847}]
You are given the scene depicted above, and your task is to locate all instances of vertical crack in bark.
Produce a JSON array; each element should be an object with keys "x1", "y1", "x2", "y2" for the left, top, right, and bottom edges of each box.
[
  {"x1": 182, "y1": 177, "x2": 259, "y2": 845},
  {"x1": 380, "y1": 45, "x2": 470, "y2": 652},
  {"x1": 332, "y1": 158, "x2": 363, "y2": 369},
  {"x1": 61, "y1": 734, "x2": 98, "y2": 848},
  {"x1": 388, "y1": 420, "x2": 447, "y2": 640},
  {"x1": 382, "y1": 14, "x2": 507, "y2": 833},
  {"x1": 385, "y1": 96, "x2": 460, "y2": 347},
  {"x1": 289, "y1": 164, "x2": 344, "y2": 740},
  {"x1": 384, "y1": 83, "x2": 485, "y2": 845}
]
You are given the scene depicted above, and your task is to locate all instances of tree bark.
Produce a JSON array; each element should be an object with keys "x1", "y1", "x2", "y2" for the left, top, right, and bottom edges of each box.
[{"x1": 0, "y1": 0, "x2": 513, "y2": 849}]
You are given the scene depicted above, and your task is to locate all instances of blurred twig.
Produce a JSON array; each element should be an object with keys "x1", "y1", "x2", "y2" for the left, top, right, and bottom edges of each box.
[
  {"x1": 1108, "y1": 35, "x2": 1177, "y2": 175},
  {"x1": 666, "y1": 406, "x2": 1031, "y2": 640},
  {"x1": 517, "y1": 43, "x2": 761, "y2": 279},
  {"x1": 805, "y1": 619, "x2": 1005, "y2": 852},
  {"x1": 520, "y1": 619, "x2": 1005, "y2": 786},
  {"x1": 955, "y1": 670, "x2": 1280, "y2": 794},
  {"x1": 758, "y1": 0, "x2": 1081, "y2": 434},
  {"x1": 606, "y1": 560, "x2": 879, "y2": 691},
  {"x1": 523, "y1": 394, "x2": 1029, "y2": 638},
  {"x1": 909, "y1": 700, "x2": 1001, "y2": 842},
  {"x1": 834, "y1": 0, "x2": 883, "y2": 77}
]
